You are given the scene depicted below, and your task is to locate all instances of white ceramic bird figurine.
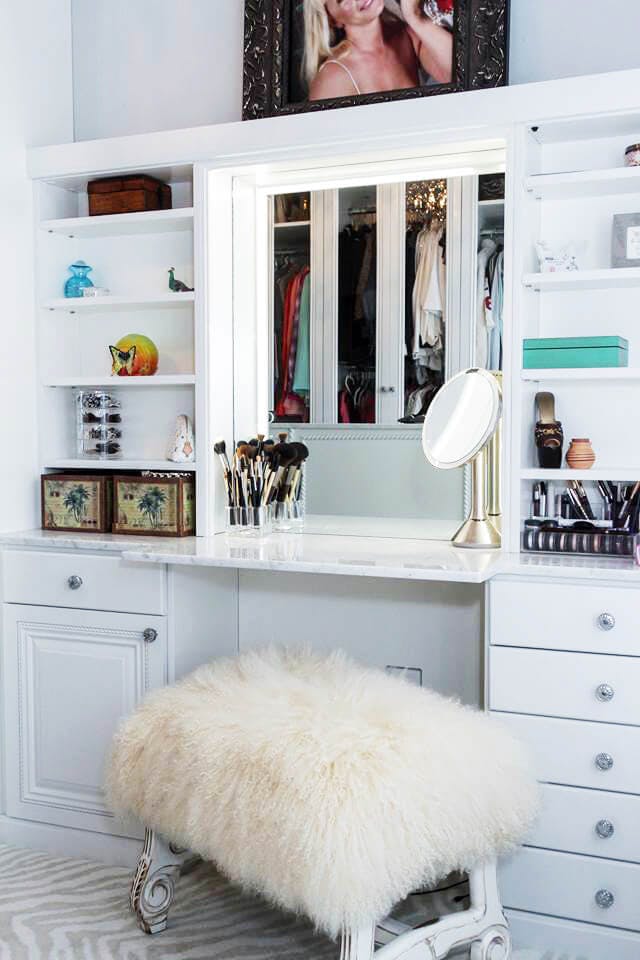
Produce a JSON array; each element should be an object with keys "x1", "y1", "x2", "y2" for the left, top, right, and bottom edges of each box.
[{"x1": 168, "y1": 414, "x2": 195, "y2": 463}]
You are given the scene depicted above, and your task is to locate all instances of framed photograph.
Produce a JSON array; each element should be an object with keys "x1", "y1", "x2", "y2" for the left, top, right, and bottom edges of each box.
[
  {"x1": 243, "y1": 0, "x2": 509, "y2": 120},
  {"x1": 612, "y1": 213, "x2": 640, "y2": 269}
]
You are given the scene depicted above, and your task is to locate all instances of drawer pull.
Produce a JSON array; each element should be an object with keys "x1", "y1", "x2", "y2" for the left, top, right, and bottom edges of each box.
[
  {"x1": 143, "y1": 628, "x2": 158, "y2": 644},
  {"x1": 595, "y1": 888, "x2": 615, "y2": 909},
  {"x1": 67, "y1": 575, "x2": 83, "y2": 590},
  {"x1": 595, "y1": 683, "x2": 615, "y2": 702},
  {"x1": 597, "y1": 612, "x2": 616, "y2": 631},
  {"x1": 595, "y1": 752, "x2": 614, "y2": 771},
  {"x1": 595, "y1": 819, "x2": 615, "y2": 839}
]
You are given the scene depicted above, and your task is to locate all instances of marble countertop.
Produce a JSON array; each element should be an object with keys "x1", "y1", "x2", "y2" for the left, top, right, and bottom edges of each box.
[
  {"x1": 124, "y1": 532, "x2": 504, "y2": 583},
  {"x1": 0, "y1": 529, "x2": 501, "y2": 583},
  {"x1": 2, "y1": 530, "x2": 639, "y2": 584}
]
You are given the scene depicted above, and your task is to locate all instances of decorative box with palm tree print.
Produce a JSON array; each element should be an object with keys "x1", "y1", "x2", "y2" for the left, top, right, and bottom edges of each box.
[
  {"x1": 113, "y1": 475, "x2": 195, "y2": 536},
  {"x1": 41, "y1": 475, "x2": 113, "y2": 532}
]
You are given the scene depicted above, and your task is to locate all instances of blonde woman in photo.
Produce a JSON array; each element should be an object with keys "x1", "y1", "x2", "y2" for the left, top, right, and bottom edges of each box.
[{"x1": 304, "y1": 0, "x2": 453, "y2": 102}]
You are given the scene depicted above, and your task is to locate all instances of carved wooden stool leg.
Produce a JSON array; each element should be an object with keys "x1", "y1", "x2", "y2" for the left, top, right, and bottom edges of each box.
[
  {"x1": 340, "y1": 925, "x2": 376, "y2": 960},
  {"x1": 130, "y1": 828, "x2": 185, "y2": 934}
]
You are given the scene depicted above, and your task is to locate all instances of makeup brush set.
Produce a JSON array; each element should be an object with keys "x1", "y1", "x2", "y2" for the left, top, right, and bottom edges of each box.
[
  {"x1": 523, "y1": 479, "x2": 640, "y2": 557},
  {"x1": 213, "y1": 434, "x2": 309, "y2": 534}
]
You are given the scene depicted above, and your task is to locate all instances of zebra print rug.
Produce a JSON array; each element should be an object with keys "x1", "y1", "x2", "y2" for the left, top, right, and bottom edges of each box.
[
  {"x1": 0, "y1": 845, "x2": 540, "y2": 959},
  {"x1": 0, "y1": 844, "x2": 336, "y2": 960}
]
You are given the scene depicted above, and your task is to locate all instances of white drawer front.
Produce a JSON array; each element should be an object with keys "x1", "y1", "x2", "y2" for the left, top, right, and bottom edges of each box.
[
  {"x1": 3, "y1": 550, "x2": 165, "y2": 615},
  {"x1": 490, "y1": 646, "x2": 640, "y2": 725},
  {"x1": 500, "y1": 846, "x2": 640, "y2": 932},
  {"x1": 495, "y1": 713, "x2": 640, "y2": 795},
  {"x1": 506, "y1": 908, "x2": 640, "y2": 960},
  {"x1": 490, "y1": 579, "x2": 640, "y2": 655},
  {"x1": 529, "y1": 783, "x2": 640, "y2": 863}
]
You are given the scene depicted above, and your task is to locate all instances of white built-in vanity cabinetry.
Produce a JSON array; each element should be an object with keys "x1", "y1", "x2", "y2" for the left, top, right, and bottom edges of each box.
[{"x1": 3, "y1": 70, "x2": 640, "y2": 958}]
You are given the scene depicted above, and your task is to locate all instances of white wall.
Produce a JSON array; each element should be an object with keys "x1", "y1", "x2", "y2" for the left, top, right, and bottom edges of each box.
[
  {"x1": 71, "y1": 0, "x2": 640, "y2": 141},
  {"x1": 0, "y1": 0, "x2": 73, "y2": 532},
  {"x1": 71, "y1": 0, "x2": 244, "y2": 142},
  {"x1": 509, "y1": 0, "x2": 640, "y2": 85}
]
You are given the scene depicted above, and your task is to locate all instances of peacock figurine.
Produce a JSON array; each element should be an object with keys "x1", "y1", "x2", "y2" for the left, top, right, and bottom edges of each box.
[{"x1": 168, "y1": 268, "x2": 194, "y2": 293}]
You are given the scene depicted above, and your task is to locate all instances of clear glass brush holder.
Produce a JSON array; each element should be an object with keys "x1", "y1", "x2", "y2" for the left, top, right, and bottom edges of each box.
[
  {"x1": 225, "y1": 505, "x2": 273, "y2": 536},
  {"x1": 75, "y1": 389, "x2": 123, "y2": 459},
  {"x1": 272, "y1": 499, "x2": 305, "y2": 531}
]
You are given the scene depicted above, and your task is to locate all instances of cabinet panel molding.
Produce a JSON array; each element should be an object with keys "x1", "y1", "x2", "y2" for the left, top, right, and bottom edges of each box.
[{"x1": 3, "y1": 605, "x2": 166, "y2": 835}]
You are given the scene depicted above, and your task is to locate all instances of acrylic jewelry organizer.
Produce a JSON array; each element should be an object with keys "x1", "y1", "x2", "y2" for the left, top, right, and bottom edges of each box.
[{"x1": 422, "y1": 368, "x2": 502, "y2": 549}]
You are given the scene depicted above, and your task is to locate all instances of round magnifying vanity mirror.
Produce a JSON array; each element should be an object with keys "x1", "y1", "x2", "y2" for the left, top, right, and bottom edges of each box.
[{"x1": 422, "y1": 368, "x2": 502, "y2": 549}]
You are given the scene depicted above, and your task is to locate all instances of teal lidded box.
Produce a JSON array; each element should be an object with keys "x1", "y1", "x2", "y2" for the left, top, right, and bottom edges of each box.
[{"x1": 523, "y1": 336, "x2": 629, "y2": 369}]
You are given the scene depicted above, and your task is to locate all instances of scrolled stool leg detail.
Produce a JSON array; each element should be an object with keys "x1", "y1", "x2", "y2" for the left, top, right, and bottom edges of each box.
[
  {"x1": 470, "y1": 925, "x2": 511, "y2": 960},
  {"x1": 130, "y1": 828, "x2": 184, "y2": 934}
]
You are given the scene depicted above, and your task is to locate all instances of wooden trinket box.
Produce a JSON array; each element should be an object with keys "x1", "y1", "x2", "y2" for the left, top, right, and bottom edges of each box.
[
  {"x1": 88, "y1": 174, "x2": 172, "y2": 216},
  {"x1": 41, "y1": 474, "x2": 113, "y2": 533},
  {"x1": 112, "y1": 474, "x2": 195, "y2": 537}
]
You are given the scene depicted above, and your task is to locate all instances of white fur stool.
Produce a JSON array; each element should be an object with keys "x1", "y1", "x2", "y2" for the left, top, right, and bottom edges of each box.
[{"x1": 107, "y1": 648, "x2": 538, "y2": 960}]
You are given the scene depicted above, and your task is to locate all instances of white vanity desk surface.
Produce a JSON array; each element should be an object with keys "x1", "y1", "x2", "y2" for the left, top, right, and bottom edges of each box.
[
  {"x1": 4, "y1": 530, "x2": 640, "y2": 584},
  {"x1": 2, "y1": 529, "x2": 499, "y2": 583}
]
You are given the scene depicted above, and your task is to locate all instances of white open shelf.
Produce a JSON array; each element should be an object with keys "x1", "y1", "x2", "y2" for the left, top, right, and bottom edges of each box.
[
  {"x1": 522, "y1": 368, "x2": 638, "y2": 382},
  {"x1": 525, "y1": 165, "x2": 640, "y2": 200},
  {"x1": 520, "y1": 468, "x2": 640, "y2": 481},
  {"x1": 44, "y1": 375, "x2": 196, "y2": 387},
  {"x1": 40, "y1": 207, "x2": 194, "y2": 238},
  {"x1": 44, "y1": 458, "x2": 197, "y2": 472},
  {"x1": 43, "y1": 293, "x2": 195, "y2": 312},
  {"x1": 523, "y1": 268, "x2": 640, "y2": 292}
]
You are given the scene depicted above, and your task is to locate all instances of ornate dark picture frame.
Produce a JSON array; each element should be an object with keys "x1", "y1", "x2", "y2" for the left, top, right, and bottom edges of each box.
[{"x1": 243, "y1": 0, "x2": 508, "y2": 121}]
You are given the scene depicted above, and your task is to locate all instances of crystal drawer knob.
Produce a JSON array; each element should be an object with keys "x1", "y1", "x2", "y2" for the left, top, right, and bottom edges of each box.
[
  {"x1": 597, "y1": 612, "x2": 615, "y2": 631},
  {"x1": 143, "y1": 628, "x2": 158, "y2": 644},
  {"x1": 67, "y1": 575, "x2": 83, "y2": 590},
  {"x1": 596, "y1": 683, "x2": 615, "y2": 702},
  {"x1": 595, "y1": 752, "x2": 614, "y2": 771},
  {"x1": 595, "y1": 819, "x2": 615, "y2": 839},
  {"x1": 595, "y1": 888, "x2": 615, "y2": 909}
]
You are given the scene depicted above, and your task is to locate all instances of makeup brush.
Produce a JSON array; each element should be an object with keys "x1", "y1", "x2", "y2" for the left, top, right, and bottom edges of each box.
[
  {"x1": 236, "y1": 442, "x2": 258, "y2": 461},
  {"x1": 570, "y1": 480, "x2": 595, "y2": 520},
  {"x1": 287, "y1": 442, "x2": 309, "y2": 501},
  {"x1": 566, "y1": 485, "x2": 589, "y2": 521},
  {"x1": 265, "y1": 443, "x2": 298, "y2": 504},
  {"x1": 618, "y1": 480, "x2": 640, "y2": 525},
  {"x1": 278, "y1": 444, "x2": 308, "y2": 503},
  {"x1": 213, "y1": 438, "x2": 231, "y2": 473}
]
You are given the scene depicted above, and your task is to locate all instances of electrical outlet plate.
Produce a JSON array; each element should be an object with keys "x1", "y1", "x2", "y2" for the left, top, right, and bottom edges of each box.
[{"x1": 386, "y1": 665, "x2": 423, "y2": 686}]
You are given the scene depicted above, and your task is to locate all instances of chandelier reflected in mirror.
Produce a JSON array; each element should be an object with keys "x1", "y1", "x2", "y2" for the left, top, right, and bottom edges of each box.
[{"x1": 406, "y1": 179, "x2": 447, "y2": 225}]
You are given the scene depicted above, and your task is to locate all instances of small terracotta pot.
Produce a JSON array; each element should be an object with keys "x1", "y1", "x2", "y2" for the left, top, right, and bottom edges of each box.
[{"x1": 566, "y1": 438, "x2": 596, "y2": 470}]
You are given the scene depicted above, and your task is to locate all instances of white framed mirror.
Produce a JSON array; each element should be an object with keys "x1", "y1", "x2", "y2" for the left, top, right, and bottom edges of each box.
[{"x1": 230, "y1": 145, "x2": 506, "y2": 539}]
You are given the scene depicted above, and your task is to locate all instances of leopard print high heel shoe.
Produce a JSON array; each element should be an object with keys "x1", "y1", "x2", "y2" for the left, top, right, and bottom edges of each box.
[{"x1": 535, "y1": 391, "x2": 563, "y2": 469}]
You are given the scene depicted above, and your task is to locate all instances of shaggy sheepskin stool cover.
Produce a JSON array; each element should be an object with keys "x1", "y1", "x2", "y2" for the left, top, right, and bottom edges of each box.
[{"x1": 107, "y1": 647, "x2": 537, "y2": 939}]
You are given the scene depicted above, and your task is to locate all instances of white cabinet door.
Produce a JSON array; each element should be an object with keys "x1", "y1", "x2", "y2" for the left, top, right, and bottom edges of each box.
[{"x1": 2, "y1": 604, "x2": 166, "y2": 836}]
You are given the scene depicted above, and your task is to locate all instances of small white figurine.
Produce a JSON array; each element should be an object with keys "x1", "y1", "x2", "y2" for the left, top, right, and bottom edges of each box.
[{"x1": 168, "y1": 414, "x2": 195, "y2": 463}]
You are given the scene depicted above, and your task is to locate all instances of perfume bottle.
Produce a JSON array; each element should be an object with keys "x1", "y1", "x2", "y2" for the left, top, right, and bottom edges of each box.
[{"x1": 64, "y1": 261, "x2": 94, "y2": 298}]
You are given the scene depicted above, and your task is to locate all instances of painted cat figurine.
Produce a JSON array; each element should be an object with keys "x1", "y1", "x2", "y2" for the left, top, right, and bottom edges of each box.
[{"x1": 110, "y1": 344, "x2": 136, "y2": 376}]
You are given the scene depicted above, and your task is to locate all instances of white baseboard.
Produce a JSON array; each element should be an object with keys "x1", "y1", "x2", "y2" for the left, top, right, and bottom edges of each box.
[{"x1": 0, "y1": 815, "x2": 140, "y2": 868}]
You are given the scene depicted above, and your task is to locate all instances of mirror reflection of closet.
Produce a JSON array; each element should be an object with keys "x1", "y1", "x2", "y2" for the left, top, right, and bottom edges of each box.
[
  {"x1": 273, "y1": 192, "x2": 311, "y2": 424},
  {"x1": 404, "y1": 179, "x2": 447, "y2": 424},
  {"x1": 265, "y1": 170, "x2": 505, "y2": 538},
  {"x1": 476, "y1": 174, "x2": 505, "y2": 373},
  {"x1": 338, "y1": 186, "x2": 378, "y2": 425}
]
